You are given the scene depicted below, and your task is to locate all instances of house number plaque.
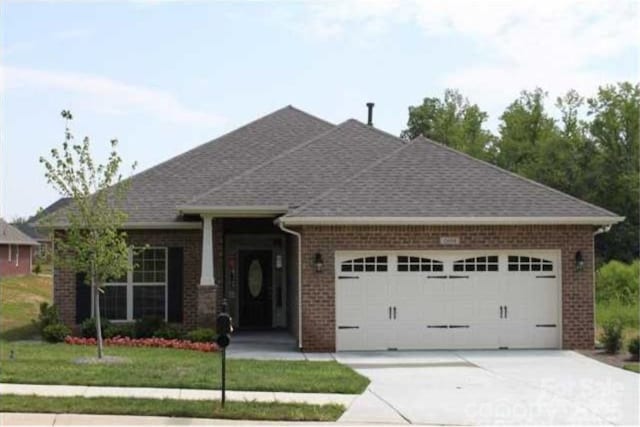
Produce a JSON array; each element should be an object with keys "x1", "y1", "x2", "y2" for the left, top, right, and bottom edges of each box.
[{"x1": 440, "y1": 236, "x2": 460, "y2": 245}]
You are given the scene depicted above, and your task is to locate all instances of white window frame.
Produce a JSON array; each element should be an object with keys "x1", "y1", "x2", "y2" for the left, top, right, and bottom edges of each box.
[{"x1": 96, "y1": 246, "x2": 168, "y2": 322}]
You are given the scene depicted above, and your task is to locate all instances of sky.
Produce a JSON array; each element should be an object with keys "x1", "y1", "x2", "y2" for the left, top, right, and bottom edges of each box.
[{"x1": 1, "y1": 0, "x2": 638, "y2": 221}]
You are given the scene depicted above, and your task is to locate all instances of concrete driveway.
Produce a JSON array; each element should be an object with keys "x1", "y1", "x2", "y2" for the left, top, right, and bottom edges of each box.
[{"x1": 335, "y1": 350, "x2": 639, "y2": 425}]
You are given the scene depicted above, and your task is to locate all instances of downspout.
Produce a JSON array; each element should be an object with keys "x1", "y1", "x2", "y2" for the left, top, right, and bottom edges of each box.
[
  {"x1": 277, "y1": 217, "x2": 303, "y2": 350},
  {"x1": 591, "y1": 224, "x2": 613, "y2": 346}
]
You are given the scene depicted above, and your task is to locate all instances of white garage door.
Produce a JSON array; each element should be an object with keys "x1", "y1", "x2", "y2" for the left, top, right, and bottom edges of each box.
[{"x1": 335, "y1": 251, "x2": 561, "y2": 351}]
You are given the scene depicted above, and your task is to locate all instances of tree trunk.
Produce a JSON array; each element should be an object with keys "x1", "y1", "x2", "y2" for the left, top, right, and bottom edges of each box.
[{"x1": 92, "y1": 265, "x2": 104, "y2": 359}]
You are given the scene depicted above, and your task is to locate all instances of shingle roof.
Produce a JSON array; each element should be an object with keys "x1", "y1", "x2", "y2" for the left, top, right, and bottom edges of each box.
[
  {"x1": 45, "y1": 106, "x2": 334, "y2": 224},
  {"x1": 284, "y1": 136, "x2": 619, "y2": 221},
  {"x1": 16, "y1": 198, "x2": 72, "y2": 240},
  {"x1": 182, "y1": 120, "x2": 406, "y2": 209},
  {"x1": 0, "y1": 219, "x2": 40, "y2": 246},
  {"x1": 41, "y1": 107, "x2": 621, "y2": 227}
]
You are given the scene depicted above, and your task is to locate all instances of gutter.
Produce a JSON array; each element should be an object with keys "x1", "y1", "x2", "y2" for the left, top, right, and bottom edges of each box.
[
  {"x1": 177, "y1": 205, "x2": 288, "y2": 217},
  {"x1": 276, "y1": 218, "x2": 303, "y2": 350},
  {"x1": 279, "y1": 216, "x2": 626, "y2": 226}
]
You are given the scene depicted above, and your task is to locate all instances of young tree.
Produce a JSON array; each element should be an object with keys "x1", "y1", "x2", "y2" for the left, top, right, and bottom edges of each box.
[{"x1": 40, "y1": 111, "x2": 136, "y2": 358}]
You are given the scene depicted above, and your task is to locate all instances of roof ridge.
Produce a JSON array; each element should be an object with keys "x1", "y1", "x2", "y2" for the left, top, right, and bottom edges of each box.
[
  {"x1": 123, "y1": 105, "x2": 334, "y2": 183},
  {"x1": 415, "y1": 135, "x2": 619, "y2": 218},
  {"x1": 345, "y1": 118, "x2": 408, "y2": 146},
  {"x1": 181, "y1": 120, "x2": 352, "y2": 207},
  {"x1": 286, "y1": 105, "x2": 336, "y2": 127},
  {"x1": 287, "y1": 138, "x2": 416, "y2": 217}
]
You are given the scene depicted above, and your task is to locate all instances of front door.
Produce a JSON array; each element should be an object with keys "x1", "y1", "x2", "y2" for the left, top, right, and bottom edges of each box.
[{"x1": 239, "y1": 250, "x2": 272, "y2": 328}]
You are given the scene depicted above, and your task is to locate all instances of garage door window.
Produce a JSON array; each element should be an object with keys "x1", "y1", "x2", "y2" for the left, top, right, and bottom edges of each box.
[
  {"x1": 397, "y1": 256, "x2": 443, "y2": 272},
  {"x1": 508, "y1": 256, "x2": 553, "y2": 272},
  {"x1": 341, "y1": 256, "x2": 387, "y2": 272},
  {"x1": 453, "y1": 255, "x2": 499, "y2": 272}
]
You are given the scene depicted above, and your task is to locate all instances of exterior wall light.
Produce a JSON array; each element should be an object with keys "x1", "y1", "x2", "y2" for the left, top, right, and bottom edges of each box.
[
  {"x1": 575, "y1": 251, "x2": 585, "y2": 272},
  {"x1": 314, "y1": 253, "x2": 324, "y2": 273}
]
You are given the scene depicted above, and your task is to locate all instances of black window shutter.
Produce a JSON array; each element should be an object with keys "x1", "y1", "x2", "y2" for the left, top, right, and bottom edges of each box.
[
  {"x1": 167, "y1": 247, "x2": 184, "y2": 323},
  {"x1": 75, "y1": 272, "x2": 91, "y2": 323}
]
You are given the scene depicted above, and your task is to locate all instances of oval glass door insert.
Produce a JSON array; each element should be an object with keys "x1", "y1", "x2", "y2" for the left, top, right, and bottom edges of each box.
[{"x1": 248, "y1": 259, "x2": 263, "y2": 298}]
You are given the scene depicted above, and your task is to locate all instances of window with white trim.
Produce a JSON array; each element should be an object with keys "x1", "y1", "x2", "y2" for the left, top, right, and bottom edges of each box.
[
  {"x1": 100, "y1": 247, "x2": 168, "y2": 321},
  {"x1": 453, "y1": 255, "x2": 499, "y2": 272},
  {"x1": 341, "y1": 256, "x2": 388, "y2": 272},
  {"x1": 508, "y1": 255, "x2": 553, "y2": 272},
  {"x1": 397, "y1": 256, "x2": 444, "y2": 272}
]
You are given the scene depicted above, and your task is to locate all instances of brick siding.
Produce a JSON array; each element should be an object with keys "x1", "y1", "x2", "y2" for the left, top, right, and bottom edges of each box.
[
  {"x1": 297, "y1": 224, "x2": 596, "y2": 352},
  {"x1": 53, "y1": 223, "x2": 596, "y2": 352},
  {"x1": 0, "y1": 244, "x2": 33, "y2": 277},
  {"x1": 54, "y1": 225, "x2": 223, "y2": 330}
]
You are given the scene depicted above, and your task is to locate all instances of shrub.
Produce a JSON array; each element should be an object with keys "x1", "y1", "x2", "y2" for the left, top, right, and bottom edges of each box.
[
  {"x1": 600, "y1": 320, "x2": 624, "y2": 354},
  {"x1": 33, "y1": 262, "x2": 42, "y2": 275},
  {"x1": 153, "y1": 324, "x2": 183, "y2": 339},
  {"x1": 596, "y1": 260, "x2": 639, "y2": 305},
  {"x1": 104, "y1": 323, "x2": 135, "y2": 339},
  {"x1": 80, "y1": 317, "x2": 112, "y2": 338},
  {"x1": 42, "y1": 323, "x2": 71, "y2": 343},
  {"x1": 186, "y1": 328, "x2": 216, "y2": 343},
  {"x1": 134, "y1": 316, "x2": 166, "y2": 338},
  {"x1": 628, "y1": 336, "x2": 640, "y2": 360},
  {"x1": 36, "y1": 302, "x2": 61, "y2": 335},
  {"x1": 596, "y1": 301, "x2": 639, "y2": 329}
]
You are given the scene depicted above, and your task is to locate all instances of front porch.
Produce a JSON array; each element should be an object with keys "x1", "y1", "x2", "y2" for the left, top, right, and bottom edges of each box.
[{"x1": 194, "y1": 217, "x2": 299, "y2": 341}]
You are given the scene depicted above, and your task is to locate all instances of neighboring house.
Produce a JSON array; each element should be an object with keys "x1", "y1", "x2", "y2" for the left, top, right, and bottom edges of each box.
[
  {"x1": 46, "y1": 105, "x2": 623, "y2": 352},
  {"x1": 0, "y1": 218, "x2": 39, "y2": 277},
  {"x1": 13, "y1": 198, "x2": 72, "y2": 259}
]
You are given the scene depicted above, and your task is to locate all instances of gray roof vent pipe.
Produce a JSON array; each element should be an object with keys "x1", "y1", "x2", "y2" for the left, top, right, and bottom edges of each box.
[{"x1": 366, "y1": 102, "x2": 374, "y2": 126}]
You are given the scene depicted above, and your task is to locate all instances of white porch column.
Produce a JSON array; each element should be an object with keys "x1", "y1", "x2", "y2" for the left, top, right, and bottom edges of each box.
[{"x1": 200, "y1": 214, "x2": 215, "y2": 286}]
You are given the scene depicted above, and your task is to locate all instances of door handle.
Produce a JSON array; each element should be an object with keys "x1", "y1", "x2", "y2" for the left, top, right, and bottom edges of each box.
[
  {"x1": 500, "y1": 305, "x2": 503, "y2": 319},
  {"x1": 393, "y1": 306, "x2": 397, "y2": 319},
  {"x1": 504, "y1": 305, "x2": 508, "y2": 319},
  {"x1": 389, "y1": 306, "x2": 392, "y2": 319}
]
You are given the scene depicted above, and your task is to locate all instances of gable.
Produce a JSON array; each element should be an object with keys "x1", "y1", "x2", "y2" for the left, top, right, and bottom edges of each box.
[{"x1": 180, "y1": 120, "x2": 406, "y2": 210}]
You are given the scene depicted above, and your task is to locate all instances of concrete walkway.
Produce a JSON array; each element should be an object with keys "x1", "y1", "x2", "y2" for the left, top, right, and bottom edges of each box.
[
  {"x1": 0, "y1": 383, "x2": 357, "y2": 407},
  {"x1": 0, "y1": 413, "x2": 353, "y2": 426},
  {"x1": 226, "y1": 330, "x2": 334, "y2": 361}
]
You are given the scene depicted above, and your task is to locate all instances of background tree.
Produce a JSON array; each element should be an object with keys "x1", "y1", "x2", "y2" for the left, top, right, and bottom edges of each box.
[
  {"x1": 402, "y1": 82, "x2": 639, "y2": 263},
  {"x1": 585, "y1": 83, "x2": 639, "y2": 261},
  {"x1": 495, "y1": 89, "x2": 562, "y2": 184},
  {"x1": 40, "y1": 110, "x2": 136, "y2": 358},
  {"x1": 401, "y1": 89, "x2": 495, "y2": 160}
]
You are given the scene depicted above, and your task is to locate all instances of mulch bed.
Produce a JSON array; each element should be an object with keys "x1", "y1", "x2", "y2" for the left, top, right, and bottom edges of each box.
[{"x1": 578, "y1": 349, "x2": 638, "y2": 369}]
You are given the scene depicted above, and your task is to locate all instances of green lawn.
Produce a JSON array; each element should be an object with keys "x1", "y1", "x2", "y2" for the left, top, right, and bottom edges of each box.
[
  {"x1": 0, "y1": 274, "x2": 52, "y2": 341},
  {"x1": 623, "y1": 363, "x2": 639, "y2": 373},
  {"x1": 0, "y1": 394, "x2": 344, "y2": 421},
  {"x1": 0, "y1": 342, "x2": 369, "y2": 394}
]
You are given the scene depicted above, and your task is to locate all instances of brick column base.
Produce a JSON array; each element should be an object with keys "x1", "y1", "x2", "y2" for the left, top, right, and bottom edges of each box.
[{"x1": 197, "y1": 286, "x2": 217, "y2": 328}]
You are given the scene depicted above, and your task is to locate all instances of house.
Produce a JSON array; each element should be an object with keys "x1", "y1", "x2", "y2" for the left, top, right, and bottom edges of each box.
[
  {"x1": 0, "y1": 218, "x2": 39, "y2": 277},
  {"x1": 13, "y1": 198, "x2": 72, "y2": 259},
  {"x1": 47, "y1": 105, "x2": 622, "y2": 352}
]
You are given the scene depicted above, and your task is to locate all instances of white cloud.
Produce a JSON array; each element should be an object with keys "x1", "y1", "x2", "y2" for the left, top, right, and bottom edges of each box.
[
  {"x1": 1, "y1": 66, "x2": 226, "y2": 126},
  {"x1": 295, "y1": 0, "x2": 639, "y2": 116}
]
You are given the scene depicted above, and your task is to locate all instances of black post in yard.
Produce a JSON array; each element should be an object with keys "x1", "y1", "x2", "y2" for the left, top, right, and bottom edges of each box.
[
  {"x1": 216, "y1": 300, "x2": 232, "y2": 409},
  {"x1": 221, "y1": 346, "x2": 226, "y2": 407}
]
